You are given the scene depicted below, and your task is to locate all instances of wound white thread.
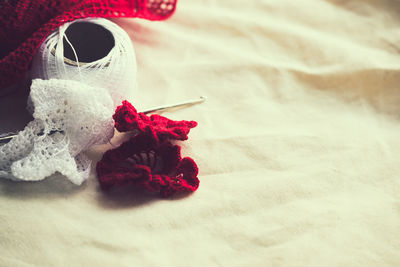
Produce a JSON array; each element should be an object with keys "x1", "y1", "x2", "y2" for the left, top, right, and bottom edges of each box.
[{"x1": 31, "y1": 18, "x2": 138, "y2": 107}]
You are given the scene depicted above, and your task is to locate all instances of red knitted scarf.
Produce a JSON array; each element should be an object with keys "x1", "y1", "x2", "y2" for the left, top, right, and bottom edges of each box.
[{"x1": 0, "y1": 0, "x2": 177, "y2": 89}]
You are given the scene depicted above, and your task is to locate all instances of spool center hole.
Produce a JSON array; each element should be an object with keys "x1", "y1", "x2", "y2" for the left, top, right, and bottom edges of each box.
[{"x1": 63, "y1": 22, "x2": 115, "y2": 63}]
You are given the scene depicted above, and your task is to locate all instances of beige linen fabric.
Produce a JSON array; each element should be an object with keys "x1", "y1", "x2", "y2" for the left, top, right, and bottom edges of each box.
[{"x1": 1, "y1": 0, "x2": 400, "y2": 266}]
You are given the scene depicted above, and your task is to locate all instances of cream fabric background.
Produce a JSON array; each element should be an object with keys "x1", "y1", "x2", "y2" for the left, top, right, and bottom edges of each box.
[{"x1": 1, "y1": 0, "x2": 400, "y2": 266}]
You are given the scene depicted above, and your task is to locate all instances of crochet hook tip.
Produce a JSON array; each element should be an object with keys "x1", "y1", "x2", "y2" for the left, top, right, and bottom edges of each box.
[
  {"x1": 0, "y1": 134, "x2": 18, "y2": 142},
  {"x1": 141, "y1": 96, "x2": 206, "y2": 114}
]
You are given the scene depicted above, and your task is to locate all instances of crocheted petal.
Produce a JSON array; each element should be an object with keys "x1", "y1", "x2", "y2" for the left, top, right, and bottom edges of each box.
[
  {"x1": 113, "y1": 100, "x2": 140, "y2": 132},
  {"x1": 97, "y1": 163, "x2": 151, "y2": 190},
  {"x1": 143, "y1": 174, "x2": 165, "y2": 193},
  {"x1": 113, "y1": 100, "x2": 197, "y2": 141},
  {"x1": 156, "y1": 142, "x2": 182, "y2": 174},
  {"x1": 177, "y1": 157, "x2": 200, "y2": 190},
  {"x1": 144, "y1": 114, "x2": 197, "y2": 141},
  {"x1": 158, "y1": 157, "x2": 199, "y2": 198}
]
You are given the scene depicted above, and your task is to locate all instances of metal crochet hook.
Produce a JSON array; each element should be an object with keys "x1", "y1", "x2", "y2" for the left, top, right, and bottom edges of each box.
[
  {"x1": 0, "y1": 96, "x2": 206, "y2": 143},
  {"x1": 140, "y1": 95, "x2": 206, "y2": 114}
]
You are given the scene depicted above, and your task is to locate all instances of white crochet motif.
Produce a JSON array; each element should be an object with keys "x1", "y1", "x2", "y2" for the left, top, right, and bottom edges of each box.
[{"x1": 0, "y1": 79, "x2": 115, "y2": 185}]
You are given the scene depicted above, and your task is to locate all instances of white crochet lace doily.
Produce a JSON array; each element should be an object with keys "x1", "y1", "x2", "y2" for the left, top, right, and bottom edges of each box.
[{"x1": 0, "y1": 79, "x2": 115, "y2": 185}]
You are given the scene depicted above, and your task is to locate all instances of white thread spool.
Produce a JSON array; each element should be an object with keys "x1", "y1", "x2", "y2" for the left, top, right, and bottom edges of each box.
[{"x1": 31, "y1": 18, "x2": 137, "y2": 107}]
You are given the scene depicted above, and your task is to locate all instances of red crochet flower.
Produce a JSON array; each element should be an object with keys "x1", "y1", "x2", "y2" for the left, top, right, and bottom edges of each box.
[
  {"x1": 96, "y1": 100, "x2": 199, "y2": 198},
  {"x1": 113, "y1": 100, "x2": 197, "y2": 142},
  {"x1": 96, "y1": 130, "x2": 199, "y2": 197}
]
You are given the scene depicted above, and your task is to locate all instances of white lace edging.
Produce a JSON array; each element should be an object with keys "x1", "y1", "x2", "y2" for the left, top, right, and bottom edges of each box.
[{"x1": 0, "y1": 79, "x2": 115, "y2": 185}]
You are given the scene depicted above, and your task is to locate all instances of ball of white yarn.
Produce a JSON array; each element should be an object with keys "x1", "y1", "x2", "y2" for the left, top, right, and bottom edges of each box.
[{"x1": 31, "y1": 18, "x2": 138, "y2": 107}]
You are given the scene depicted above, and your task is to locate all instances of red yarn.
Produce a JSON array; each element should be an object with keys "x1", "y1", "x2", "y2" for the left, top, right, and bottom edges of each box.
[
  {"x1": 114, "y1": 100, "x2": 198, "y2": 142},
  {"x1": 0, "y1": 0, "x2": 177, "y2": 89},
  {"x1": 96, "y1": 128, "x2": 199, "y2": 198}
]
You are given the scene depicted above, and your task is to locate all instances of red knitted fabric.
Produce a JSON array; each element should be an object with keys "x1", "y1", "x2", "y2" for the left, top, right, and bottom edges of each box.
[
  {"x1": 114, "y1": 100, "x2": 198, "y2": 142},
  {"x1": 0, "y1": 0, "x2": 177, "y2": 89},
  {"x1": 96, "y1": 129, "x2": 200, "y2": 198}
]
